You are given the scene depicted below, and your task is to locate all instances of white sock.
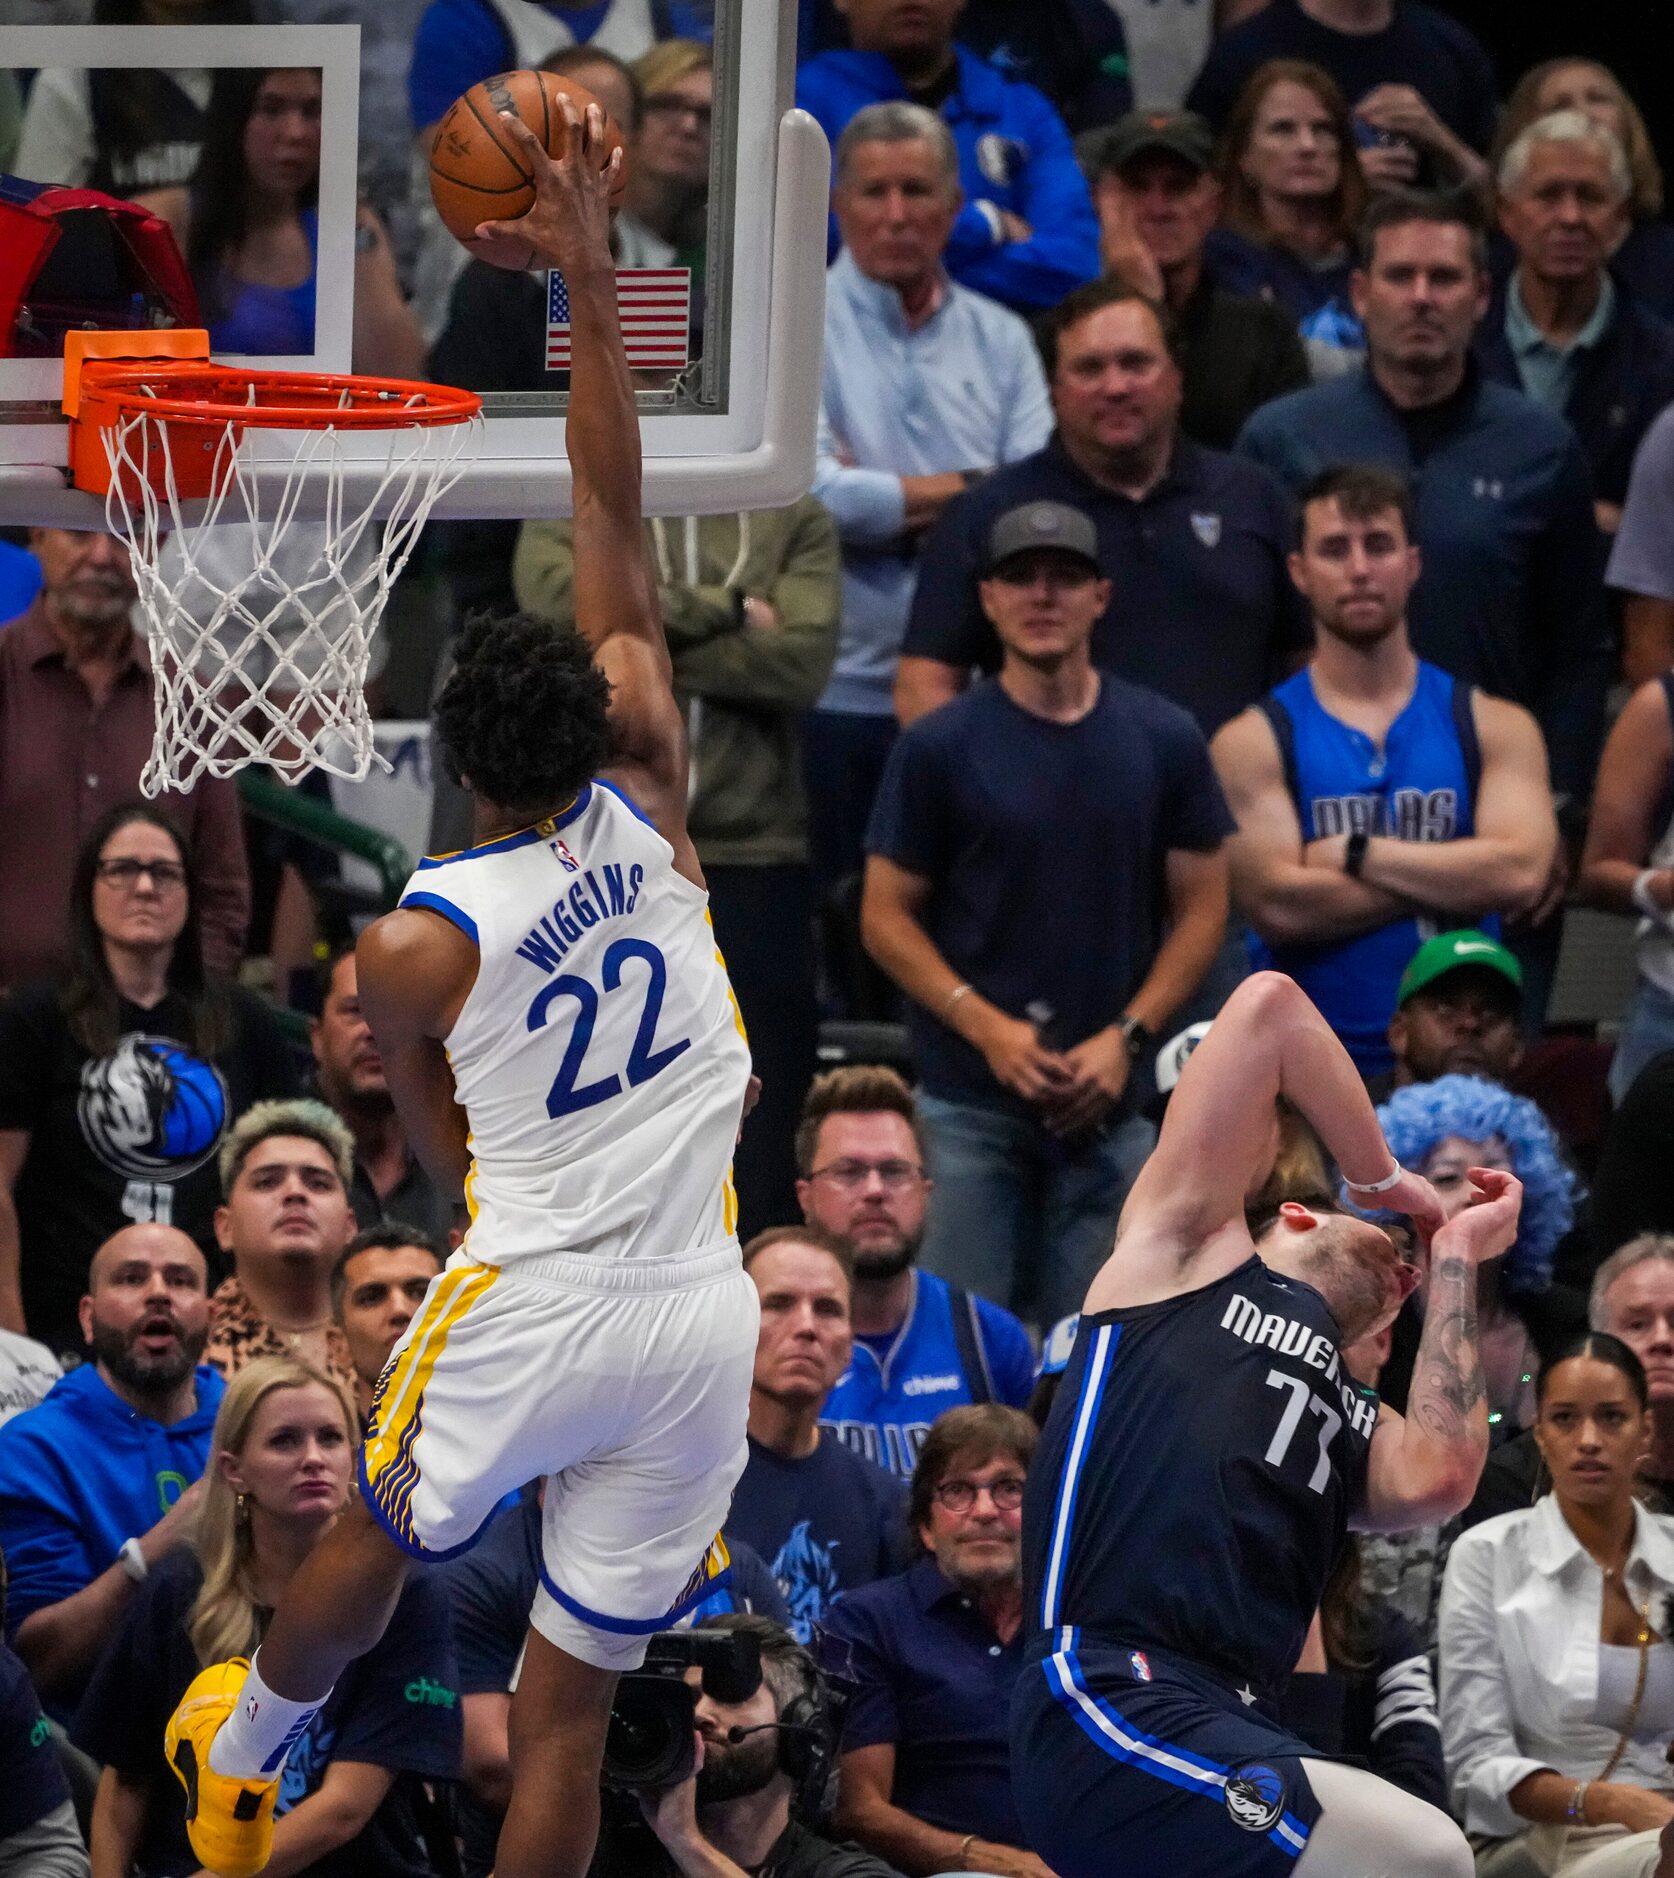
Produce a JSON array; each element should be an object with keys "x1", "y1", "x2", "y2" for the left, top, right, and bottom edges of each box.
[{"x1": 206, "y1": 1651, "x2": 331, "y2": 1780}]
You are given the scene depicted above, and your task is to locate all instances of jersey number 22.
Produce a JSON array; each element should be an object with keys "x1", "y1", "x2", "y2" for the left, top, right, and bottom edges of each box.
[{"x1": 526, "y1": 938, "x2": 692, "y2": 1117}]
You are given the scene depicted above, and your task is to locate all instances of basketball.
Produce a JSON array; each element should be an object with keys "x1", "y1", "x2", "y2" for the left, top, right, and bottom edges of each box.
[{"x1": 428, "y1": 70, "x2": 629, "y2": 270}]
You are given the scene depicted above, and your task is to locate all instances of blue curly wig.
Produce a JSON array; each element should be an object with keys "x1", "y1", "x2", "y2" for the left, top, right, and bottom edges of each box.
[{"x1": 1366, "y1": 1075, "x2": 1576, "y2": 1293}]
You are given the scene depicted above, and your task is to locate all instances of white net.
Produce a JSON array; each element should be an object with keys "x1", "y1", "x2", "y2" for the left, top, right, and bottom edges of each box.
[{"x1": 96, "y1": 389, "x2": 480, "y2": 796}]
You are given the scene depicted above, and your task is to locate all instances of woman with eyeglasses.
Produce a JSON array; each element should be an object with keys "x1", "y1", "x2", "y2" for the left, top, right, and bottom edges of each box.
[
  {"x1": 1441, "y1": 1334, "x2": 1674, "y2": 1877},
  {"x1": 0, "y1": 803, "x2": 300, "y2": 1362},
  {"x1": 621, "y1": 40, "x2": 712, "y2": 275}
]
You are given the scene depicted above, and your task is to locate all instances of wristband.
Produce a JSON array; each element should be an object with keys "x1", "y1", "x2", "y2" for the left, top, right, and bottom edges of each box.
[
  {"x1": 117, "y1": 1537, "x2": 149, "y2": 1583},
  {"x1": 1344, "y1": 1161, "x2": 1404, "y2": 1195},
  {"x1": 1632, "y1": 869, "x2": 1671, "y2": 923},
  {"x1": 1568, "y1": 1780, "x2": 1589, "y2": 1823},
  {"x1": 958, "y1": 1834, "x2": 977, "y2": 1865}
]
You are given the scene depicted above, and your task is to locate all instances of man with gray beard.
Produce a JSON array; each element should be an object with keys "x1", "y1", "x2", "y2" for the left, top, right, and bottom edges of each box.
[
  {"x1": 794, "y1": 1067, "x2": 1034, "y2": 1478},
  {"x1": 0, "y1": 527, "x2": 248, "y2": 992},
  {"x1": 0, "y1": 1223, "x2": 223, "y2": 1710}
]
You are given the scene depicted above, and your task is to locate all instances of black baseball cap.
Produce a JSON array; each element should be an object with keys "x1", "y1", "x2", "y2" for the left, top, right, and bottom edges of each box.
[
  {"x1": 1083, "y1": 109, "x2": 1216, "y2": 180},
  {"x1": 984, "y1": 502, "x2": 1101, "y2": 575}
]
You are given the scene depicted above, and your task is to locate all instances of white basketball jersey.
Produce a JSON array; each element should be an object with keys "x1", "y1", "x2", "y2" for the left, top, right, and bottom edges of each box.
[{"x1": 398, "y1": 781, "x2": 752, "y2": 1264}]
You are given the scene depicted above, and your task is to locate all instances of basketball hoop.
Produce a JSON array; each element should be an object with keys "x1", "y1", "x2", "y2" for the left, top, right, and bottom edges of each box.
[{"x1": 63, "y1": 330, "x2": 483, "y2": 795}]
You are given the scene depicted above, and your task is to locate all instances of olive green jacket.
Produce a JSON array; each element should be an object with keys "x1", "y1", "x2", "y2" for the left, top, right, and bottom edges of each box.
[{"x1": 513, "y1": 498, "x2": 840, "y2": 867}]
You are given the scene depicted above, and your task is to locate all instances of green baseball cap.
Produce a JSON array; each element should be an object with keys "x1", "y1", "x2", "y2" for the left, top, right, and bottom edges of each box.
[{"x1": 1396, "y1": 931, "x2": 1523, "y2": 1007}]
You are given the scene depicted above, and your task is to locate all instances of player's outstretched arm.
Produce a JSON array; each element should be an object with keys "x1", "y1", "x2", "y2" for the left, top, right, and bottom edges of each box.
[
  {"x1": 480, "y1": 107, "x2": 699, "y2": 882},
  {"x1": 1358, "y1": 1170, "x2": 1521, "y2": 1531},
  {"x1": 1091, "y1": 973, "x2": 1444, "y2": 1303}
]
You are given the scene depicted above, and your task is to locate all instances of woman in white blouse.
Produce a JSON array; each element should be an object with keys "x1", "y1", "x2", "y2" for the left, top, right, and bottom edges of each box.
[{"x1": 1441, "y1": 1334, "x2": 1674, "y2": 1876}]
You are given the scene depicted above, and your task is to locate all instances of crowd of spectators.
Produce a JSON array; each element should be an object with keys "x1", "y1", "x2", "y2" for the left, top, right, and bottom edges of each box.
[{"x1": 15, "y1": 3, "x2": 1674, "y2": 1874}]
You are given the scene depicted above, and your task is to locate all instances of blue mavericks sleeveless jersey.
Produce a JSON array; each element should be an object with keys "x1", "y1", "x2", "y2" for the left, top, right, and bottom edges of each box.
[
  {"x1": 1255, "y1": 660, "x2": 1490, "y2": 1073},
  {"x1": 1022, "y1": 1258, "x2": 1378, "y2": 1694}
]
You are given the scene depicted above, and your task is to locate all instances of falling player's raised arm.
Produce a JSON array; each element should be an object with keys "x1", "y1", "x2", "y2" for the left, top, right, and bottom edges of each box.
[
  {"x1": 1095, "y1": 974, "x2": 1440, "y2": 1296},
  {"x1": 490, "y1": 107, "x2": 698, "y2": 879}
]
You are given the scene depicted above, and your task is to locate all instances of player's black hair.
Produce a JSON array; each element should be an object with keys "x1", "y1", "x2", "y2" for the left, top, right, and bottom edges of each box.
[{"x1": 434, "y1": 611, "x2": 614, "y2": 815}]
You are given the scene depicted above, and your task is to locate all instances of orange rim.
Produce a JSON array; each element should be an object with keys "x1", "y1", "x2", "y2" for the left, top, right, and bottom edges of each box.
[{"x1": 81, "y1": 361, "x2": 482, "y2": 431}]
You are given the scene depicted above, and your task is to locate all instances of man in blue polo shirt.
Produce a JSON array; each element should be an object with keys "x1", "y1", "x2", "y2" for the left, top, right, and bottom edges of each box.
[
  {"x1": 1236, "y1": 190, "x2": 1608, "y2": 831},
  {"x1": 820, "y1": 1405, "x2": 1038, "y2": 1878},
  {"x1": 810, "y1": 98, "x2": 1052, "y2": 921},
  {"x1": 0, "y1": 1224, "x2": 222, "y2": 1715},
  {"x1": 797, "y1": 0, "x2": 1099, "y2": 311},
  {"x1": 896, "y1": 279, "x2": 1308, "y2": 741},
  {"x1": 796, "y1": 1065, "x2": 1036, "y2": 1477},
  {"x1": 864, "y1": 499, "x2": 1233, "y2": 1326}
]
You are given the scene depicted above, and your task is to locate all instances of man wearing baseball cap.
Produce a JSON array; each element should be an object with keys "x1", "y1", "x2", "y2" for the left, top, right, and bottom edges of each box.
[
  {"x1": 862, "y1": 497, "x2": 1234, "y2": 1327},
  {"x1": 1081, "y1": 109, "x2": 1308, "y2": 449},
  {"x1": 1375, "y1": 930, "x2": 1526, "y2": 1101}
]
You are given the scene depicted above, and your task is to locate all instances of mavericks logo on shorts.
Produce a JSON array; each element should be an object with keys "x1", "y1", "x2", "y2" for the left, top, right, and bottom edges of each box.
[{"x1": 1224, "y1": 1762, "x2": 1288, "y2": 1834}]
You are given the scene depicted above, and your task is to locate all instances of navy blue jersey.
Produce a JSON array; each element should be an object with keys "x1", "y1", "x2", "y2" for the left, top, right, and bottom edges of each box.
[
  {"x1": 1023, "y1": 1257, "x2": 1379, "y2": 1694},
  {"x1": 1251, "y1": 661, "x2": 1489, "y2": 1074}
]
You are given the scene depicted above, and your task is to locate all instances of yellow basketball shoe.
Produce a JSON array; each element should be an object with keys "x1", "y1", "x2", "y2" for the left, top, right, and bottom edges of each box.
[{"x1": 164, "y1": 1659, "x2": 281, "y2": 1878}]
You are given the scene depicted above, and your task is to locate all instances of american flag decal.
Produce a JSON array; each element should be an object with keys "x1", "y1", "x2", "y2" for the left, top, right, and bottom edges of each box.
[{"x1": 546, "y1": 268, "x2": 691, "y2": 371}]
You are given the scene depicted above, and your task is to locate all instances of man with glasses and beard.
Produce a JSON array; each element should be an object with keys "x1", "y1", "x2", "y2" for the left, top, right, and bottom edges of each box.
[
  {"x1": 602, "y1": 1613, "x2": 899, "y2": 1878},
  {"x1": 0, "y1": 1223, "x2": 221, "y2": 1712},
  {"x1": 795, "y1": 1067, "x2": 1035, "y2": 1479},
  {"x1": 820, "y1": 1405, "x2": 1045, "y2": 1878}
]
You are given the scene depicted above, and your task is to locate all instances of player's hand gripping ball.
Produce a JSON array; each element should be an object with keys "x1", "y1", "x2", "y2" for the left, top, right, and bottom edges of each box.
[{"x1": 429, "y1": 70, "x2": 629, "y2": 270}]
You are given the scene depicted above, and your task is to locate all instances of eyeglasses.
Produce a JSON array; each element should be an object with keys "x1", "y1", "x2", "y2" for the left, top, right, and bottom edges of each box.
[
  {"x1": 96, "y1": 858, "x2": 187, "y2": 889},
  {"x1": 807, "y1": 1160, "x2": 925, "y2": 1192},
  {"x1": 932, "y1": 1476, "x2": 1027, "y2": 1514},
  {"x1": 645, "y1": 96, "x2": 712, "y2": 127}
]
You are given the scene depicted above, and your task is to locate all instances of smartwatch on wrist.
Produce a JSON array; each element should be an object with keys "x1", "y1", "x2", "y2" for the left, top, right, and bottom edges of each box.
[
  {"x1": 1344, "y1": 831, "x2": 1370, "y2": 878},
  {"x1": 1117, "y1": 1013, "x2": 1153, "y2": 1057},
  {"x1": 117, "y1": 1537, "x2": 148, "y2": 1583}
]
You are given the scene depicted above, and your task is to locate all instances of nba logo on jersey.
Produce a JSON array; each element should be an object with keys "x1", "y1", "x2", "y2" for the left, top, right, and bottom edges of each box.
[
  {"x1": 549, "y1": 838, "x2": 580, "y2": 873},
  {"x1": 1129, "y1": 1651, "x2": 1152, "y2": 1683}
]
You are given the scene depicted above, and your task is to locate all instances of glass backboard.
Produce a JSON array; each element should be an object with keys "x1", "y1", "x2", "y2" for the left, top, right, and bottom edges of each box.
[{"x1": 0, "y1": 0, "x2": 825, "y2": 523}]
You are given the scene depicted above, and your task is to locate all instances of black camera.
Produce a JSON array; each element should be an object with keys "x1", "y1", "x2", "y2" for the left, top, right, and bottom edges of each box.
[{"x1": 600, "y1": 1627, "x2": 763, "y2": 1792}]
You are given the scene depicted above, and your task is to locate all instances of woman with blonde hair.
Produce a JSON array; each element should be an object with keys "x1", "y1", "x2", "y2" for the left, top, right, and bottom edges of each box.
[
  {"x1": 1491, "y1": 60, "x2": 1674, "y2": 319},
  {"x1": 1207, "y1": 59, "x2": 1369, "y2": 360},
  {"x1": 73, "y1": 1356, "x2": 459, "y2": 1877}
]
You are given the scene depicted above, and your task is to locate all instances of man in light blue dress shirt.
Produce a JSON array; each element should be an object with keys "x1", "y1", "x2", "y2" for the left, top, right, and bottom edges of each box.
[{"x1": 809, "y1": 101, "x2": 1052, "y2": 978}]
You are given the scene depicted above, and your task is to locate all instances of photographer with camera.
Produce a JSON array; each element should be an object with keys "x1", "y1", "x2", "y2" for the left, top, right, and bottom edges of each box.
[{"x1": 599, "y1": 1612, "x2": 902, "y2": 1878}]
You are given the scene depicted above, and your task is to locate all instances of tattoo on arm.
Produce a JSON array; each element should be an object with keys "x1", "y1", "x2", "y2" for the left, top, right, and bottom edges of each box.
[{"x1": 1410, "y1": 1252, "x2": 1487, "y2": 1448}]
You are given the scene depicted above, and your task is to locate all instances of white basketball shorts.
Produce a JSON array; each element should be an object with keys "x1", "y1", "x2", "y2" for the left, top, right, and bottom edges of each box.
[{"x1": 360, "y1": 1242, "x2": 758, "y2": 1669}]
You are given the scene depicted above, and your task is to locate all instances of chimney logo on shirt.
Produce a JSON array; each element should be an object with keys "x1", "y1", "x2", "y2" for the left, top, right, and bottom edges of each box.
[{"x1": 1191, "y1": 512, "x2": 1222, "y2": 548}]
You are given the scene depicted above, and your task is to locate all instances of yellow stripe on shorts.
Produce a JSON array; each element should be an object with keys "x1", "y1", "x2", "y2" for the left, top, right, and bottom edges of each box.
[{"x1": 363, "y1": 1262, "x2": 498, "y2": 1497}]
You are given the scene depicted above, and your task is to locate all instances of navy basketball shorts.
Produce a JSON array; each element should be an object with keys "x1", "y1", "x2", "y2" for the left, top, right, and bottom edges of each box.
[{"x1": 1011, "y1": 1631, "x2": 1325, "y2": 1876}]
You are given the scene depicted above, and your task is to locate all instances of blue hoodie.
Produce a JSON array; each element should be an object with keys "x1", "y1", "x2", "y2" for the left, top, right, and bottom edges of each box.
[{"x1": 0, "y1": 1362, "x2": 224, "y2": 1635}]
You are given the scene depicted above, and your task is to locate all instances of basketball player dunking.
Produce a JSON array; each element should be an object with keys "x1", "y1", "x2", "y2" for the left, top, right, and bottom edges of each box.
[
  {"x1": 1014, "y1": 971, "x2": 1520, "y2": 1878},
  {"x1": 164, "y1": 103, "x2": 759, "y2": 1878}
]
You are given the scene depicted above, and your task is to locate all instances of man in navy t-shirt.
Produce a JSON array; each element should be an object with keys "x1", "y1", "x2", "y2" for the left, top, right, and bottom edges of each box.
[
  {"x1": 863, "y1": 499, "x2": 1234, "y2": 1326},
  {"x1": 796, "y1": 1064, "x2": 1036, "y2": 1477},
  {"x1": 729, "y1": 1228, "x2": 910, "y2": 1644}
]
